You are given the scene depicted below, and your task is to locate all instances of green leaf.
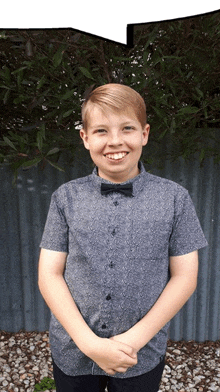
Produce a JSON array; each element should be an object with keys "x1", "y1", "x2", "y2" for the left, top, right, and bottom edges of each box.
[
  {"x1": 1, "y1": 65, "x2": 11, "y2": 83},
  {"x1": 21, "y1": 157, "x2": 42, "y2": 169},
  {"x1": 53, "y1": 45, "x2": 66, "y2": 68},
  {"x1": 195, "y1": 87, "x2": 204, "y2": 99},
  {"x1": 170, "y1": 117, "x2": 176, "y2": 134},
  {"x1": 61, "y1": 89, "x2": 75, "y2": 101},
  {"x1": 3, "y1": 136, "x2": 17, "y2": 151},
  {"x1": 36, "y1": 124, "x2": 46, "y2": 151},
  {"x1": 143, "y1": 51, "x2": 149, "y2": 64},
  {"x1": 13, "y1": 95, "x2": 26, "y2": 104},
  {"x1": 46, "y1": 147, "x2": 60, "y2": 156},
  {"x1": 3, "y1": 89, "x2": 10, "y2": 104},
  {"x1": 37, "y1": 132, "x2": 43, "y2": 151},
  {"x1": 37, "y1": 75, "x2": 47, "y2": 90},
  {"x1": 79, "y1": 67, "x2": 94, "y2": 80},
  {"x1": 158, "y1": 128, "x2": 168, "y2": 140},
  {"x1": 152, "y1": 106, "x2": 164, "y2": 118},
  {"x1": 113, "y1": 57, "x2": 131, "y2": 62},
  {"x1": 143, "y1": 25, "x2": 160, "y2": 50},
  {"x1": 186, "y1": 71, "x2": 193, "y2": 79},
  {"x1": 63, "y1": 109, "x2": 73, "y2": 118},
  {"x1": 11, "y1": 66, "x2": 27, "y2": 75},
  {"x1": 34, "y1": 384, "x2": 41, "y2": 391},
  {"x1": 47, "y1": 159, "x2": 65, "y2": 171},
  {"x1": 178, "y1": 106, "x2": 199, "y2": 115},
  {"x1": 38, "y1": 123, "x2": 46, "y2": 138}
]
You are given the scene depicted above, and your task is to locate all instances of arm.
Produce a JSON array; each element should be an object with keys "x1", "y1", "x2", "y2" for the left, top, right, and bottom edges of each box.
[
  {"x1": 38, "y1": 248, "x2": 137, "y2": 375},
  {"x1": 111, "y1": 250, "x2": 198, "y2": 351}
]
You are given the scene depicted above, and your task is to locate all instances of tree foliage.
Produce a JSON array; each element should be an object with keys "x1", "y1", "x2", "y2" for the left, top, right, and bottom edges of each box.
[{"x1": 0, "y1": 11, "x2": 219, "y2": 175}]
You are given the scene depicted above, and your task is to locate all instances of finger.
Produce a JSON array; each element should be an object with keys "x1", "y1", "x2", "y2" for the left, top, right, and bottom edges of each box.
[
  {"x1": 115, "y1": 366, "x2": 129, "y2": 373},
  {"x1": 106, "y1": 369, "x2": 116, "y2": 376},
  {"x1": 118, "y1": 344, "x2": 137, "y2": 359},
  {"x1": 119, "y1": 350, "x2": 138, "y2": 365}
]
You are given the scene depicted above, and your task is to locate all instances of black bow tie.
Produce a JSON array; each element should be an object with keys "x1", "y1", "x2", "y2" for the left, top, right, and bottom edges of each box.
[{"x1": 101, "y1": 183, "x2": 133, "y2": 197}]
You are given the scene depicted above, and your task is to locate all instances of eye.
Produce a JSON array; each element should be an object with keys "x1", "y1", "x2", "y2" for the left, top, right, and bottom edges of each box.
[
  {"x1": 123, "y1": 126, "x2": 135, "y2": 131},
  {"x1": 95, "y1": 129, "x2": 107, "y2": 134}
]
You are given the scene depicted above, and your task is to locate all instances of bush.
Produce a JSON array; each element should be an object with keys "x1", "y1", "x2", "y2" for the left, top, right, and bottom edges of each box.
[{"x1": 0, "y1": 11, "x2": 219, "y2": 177}]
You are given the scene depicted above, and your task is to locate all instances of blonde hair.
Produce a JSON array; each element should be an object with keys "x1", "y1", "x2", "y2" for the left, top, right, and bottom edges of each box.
[{"x1": 81, "y1": 83, "x2": 147, "y2": 130}]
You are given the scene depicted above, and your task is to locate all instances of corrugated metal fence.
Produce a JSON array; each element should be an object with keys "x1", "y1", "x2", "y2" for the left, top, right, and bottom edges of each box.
[{"x1": 0, "y1": 154, "x2": 219, "y2": 341}]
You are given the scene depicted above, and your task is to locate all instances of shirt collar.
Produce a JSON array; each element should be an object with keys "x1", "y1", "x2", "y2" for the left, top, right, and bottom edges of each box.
[{"x1": 89, "y1": 161, "x2": 147, "y2": 197}]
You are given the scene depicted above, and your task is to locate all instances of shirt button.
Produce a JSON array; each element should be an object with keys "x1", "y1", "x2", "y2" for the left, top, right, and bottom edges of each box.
[
  {"x1": 113, "y1": 201, "x2": 119, "y2": 206},
  {"x1": 111, "y1": 229, "x2": 116, "y2": 236},
  {"x1": 106, "y1": 294, "x2": 111, "y2": 300},
  {"x1": 109, "y1": 262, "x2": 114, "y2": 268},
  {"x1": 101, "y1": 324, "x2": 107, "y2": 329}
]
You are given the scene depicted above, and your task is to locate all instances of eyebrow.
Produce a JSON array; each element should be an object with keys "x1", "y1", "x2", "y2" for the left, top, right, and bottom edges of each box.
[
  {"x1": 121, "y1": 121, "x2": 136, "y2": 126},
  {"x1": 90, "y1": 124, "x2": 108, "y2": 128},
  {"x1": 89, "y1": 120, "x2": 137, "y2": 129}
]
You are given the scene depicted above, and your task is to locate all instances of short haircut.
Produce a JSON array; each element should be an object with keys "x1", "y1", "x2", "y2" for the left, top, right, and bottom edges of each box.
[{"x1": 81, "y1": 83, "x2": 147, "y2": 130}]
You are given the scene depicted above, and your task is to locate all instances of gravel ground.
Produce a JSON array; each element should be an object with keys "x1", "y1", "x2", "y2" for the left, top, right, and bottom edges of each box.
[{"x1": 0, "y1": 331, "x2": 219, "y2": 392}]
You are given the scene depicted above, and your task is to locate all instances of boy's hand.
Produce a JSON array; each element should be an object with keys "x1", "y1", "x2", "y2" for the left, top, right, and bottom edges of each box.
[
  {"x1": 110, "y1": 331, "x2": 140, "y2": 353},
  {"x1": 86, "y1": 337, "x2": 137, "y2": 376}
]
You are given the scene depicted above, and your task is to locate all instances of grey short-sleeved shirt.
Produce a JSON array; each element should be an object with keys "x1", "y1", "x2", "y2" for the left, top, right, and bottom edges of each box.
[{"x1": 40, "y1": 162, "x2": 208, "y2": 378}]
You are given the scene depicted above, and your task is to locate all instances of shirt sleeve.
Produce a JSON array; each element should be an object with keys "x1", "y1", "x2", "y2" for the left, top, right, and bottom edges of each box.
[
  {"x1": 40, "y1": 191, "x2": 69, "y2": 253},
  {"x1": 169, "y1": 188, "x2": 208, "y2": 256}
]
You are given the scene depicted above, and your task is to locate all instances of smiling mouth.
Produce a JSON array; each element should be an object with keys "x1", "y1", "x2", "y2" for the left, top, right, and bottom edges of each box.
[{"x1": 104, "y1": 152, "x2": 129, "y2": 160}]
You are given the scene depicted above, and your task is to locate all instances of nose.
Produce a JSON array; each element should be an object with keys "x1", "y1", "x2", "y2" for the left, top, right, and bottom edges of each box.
[{"x1": 107, "y1": 130, "x2": 123, "y2": 146}]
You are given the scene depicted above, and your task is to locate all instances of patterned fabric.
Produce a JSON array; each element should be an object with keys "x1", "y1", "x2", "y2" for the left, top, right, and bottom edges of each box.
[{"x1": 40, "y1": 162, "x2": 208, "y2": 378}]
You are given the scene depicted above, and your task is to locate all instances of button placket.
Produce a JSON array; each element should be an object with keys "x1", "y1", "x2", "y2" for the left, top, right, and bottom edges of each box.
[
  {"x1": 107, "y1": 202, "x2": 119, "y2": 274},
  {"x1": 101, "y1": 197, "x2": 121, "y2": 333}
]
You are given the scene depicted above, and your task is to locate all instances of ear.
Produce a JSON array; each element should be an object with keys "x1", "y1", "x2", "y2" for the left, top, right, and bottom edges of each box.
[
  {"x1": 142, "y1": 123, "x2": 150, "y2": 146},
  {"x1": 80, "y1": 128, "x2": 90, "y2": 150}
]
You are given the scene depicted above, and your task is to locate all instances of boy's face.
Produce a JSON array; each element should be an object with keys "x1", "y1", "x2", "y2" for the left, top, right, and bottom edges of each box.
[{"x1": 80, "y1": 106, "x2": 150, "y2": 183}]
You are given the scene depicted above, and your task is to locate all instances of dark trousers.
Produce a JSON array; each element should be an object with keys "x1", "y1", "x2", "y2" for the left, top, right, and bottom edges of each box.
[{"x1": 52, "y1": 357, "x2": 165, "y2": 392}]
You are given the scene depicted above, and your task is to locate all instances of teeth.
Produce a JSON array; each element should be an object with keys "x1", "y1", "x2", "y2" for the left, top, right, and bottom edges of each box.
[{"x1": 106, "y1": 152, "x2": 127, "y2": 160}]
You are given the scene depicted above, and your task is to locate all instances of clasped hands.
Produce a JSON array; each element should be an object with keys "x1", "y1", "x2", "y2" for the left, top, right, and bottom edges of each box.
[{"x1": 87, "y1": 331, "x2": 138, "y2": 376}]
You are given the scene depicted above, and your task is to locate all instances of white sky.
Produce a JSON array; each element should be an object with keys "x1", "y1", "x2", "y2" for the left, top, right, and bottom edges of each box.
[{"x1": 1, "y1": 1, "x2": 219, "y2": 44}]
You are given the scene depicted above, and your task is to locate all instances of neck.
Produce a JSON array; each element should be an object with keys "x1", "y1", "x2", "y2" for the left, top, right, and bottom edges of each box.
[{"x1": 98, "y1": 167, "x2": 140, "y2": 184}]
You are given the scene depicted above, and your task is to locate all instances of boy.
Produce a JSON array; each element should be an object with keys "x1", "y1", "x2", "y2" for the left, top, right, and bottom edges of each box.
[{"x1": 38, "y1": 84, "x2": 208, "y2": 392}]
